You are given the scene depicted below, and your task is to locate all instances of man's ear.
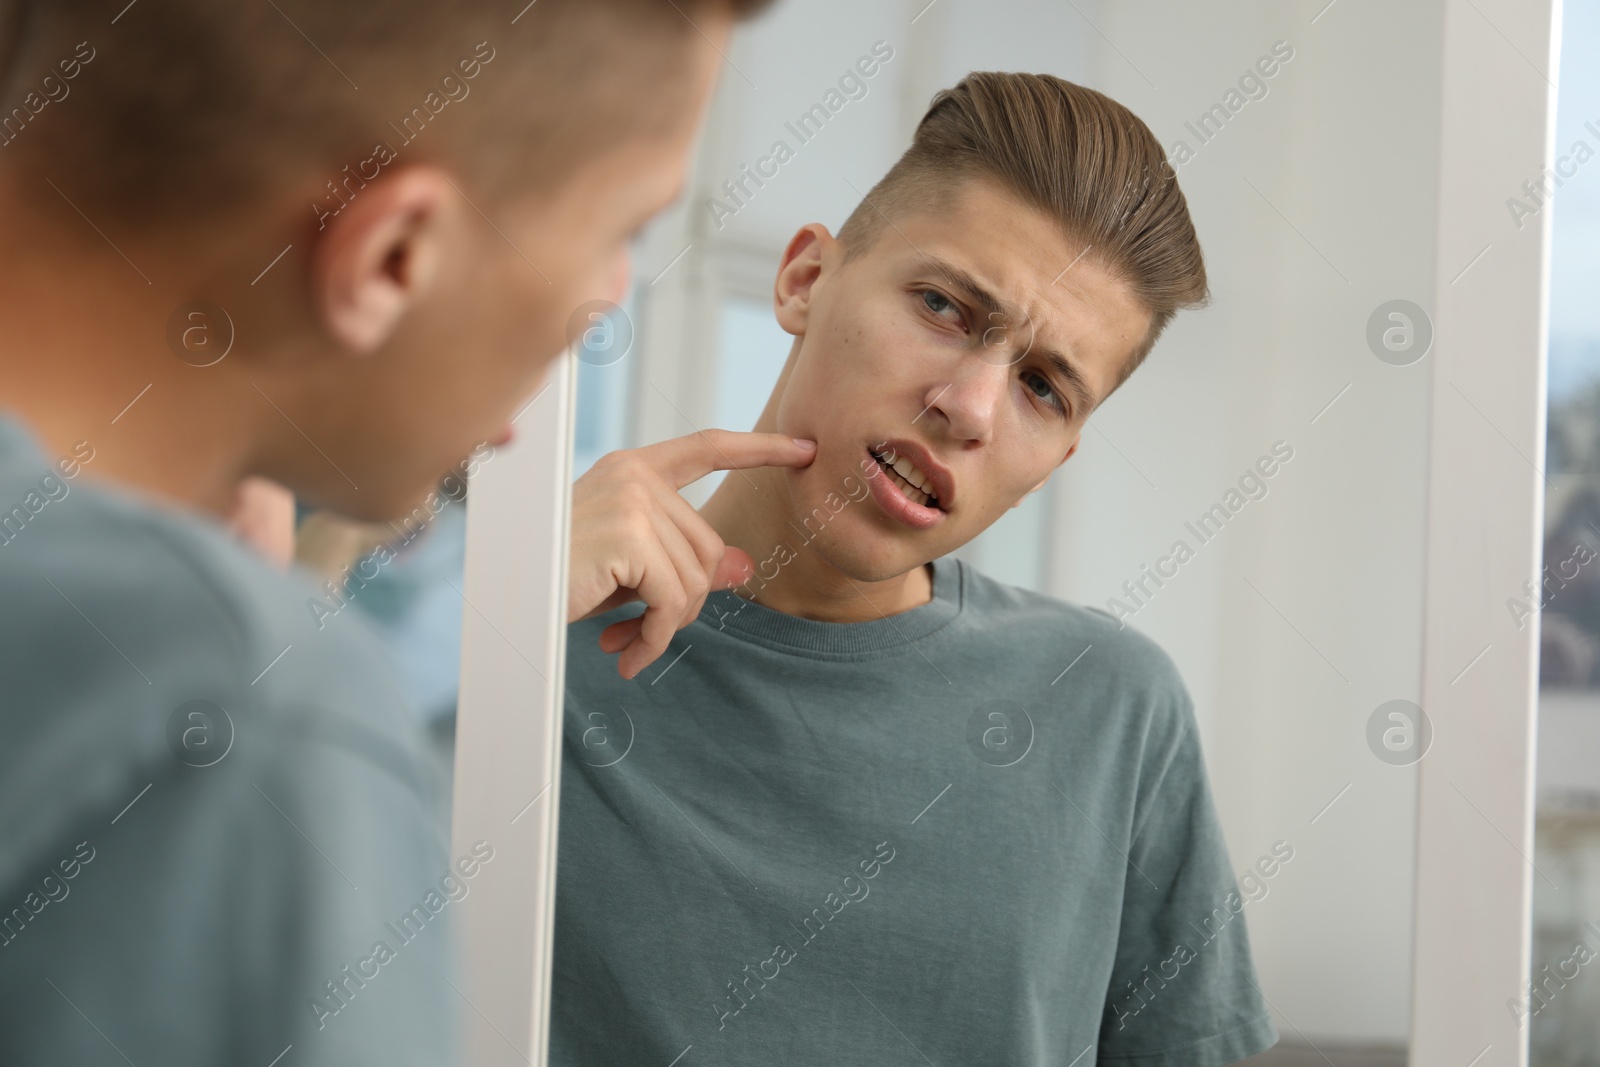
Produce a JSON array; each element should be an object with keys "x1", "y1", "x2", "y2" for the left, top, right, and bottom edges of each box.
[
  {"x1": 1058, "y1": 435, "x2": 1079, "y2": 470},
  {"x1": 308, "y1": 166, "x2": 452, "y2": 354},
  {"x1": 772, "y1": 223, "x2": 834, "y2": 336},
  {"x1": 1012, "y1": 435, "x2": 1080, "y2": 508}
]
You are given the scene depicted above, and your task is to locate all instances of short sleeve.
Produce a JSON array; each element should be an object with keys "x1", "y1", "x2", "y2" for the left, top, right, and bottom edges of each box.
[{"x1": 1096, "y1": 703, "x2": 1279, "y2": 1066}]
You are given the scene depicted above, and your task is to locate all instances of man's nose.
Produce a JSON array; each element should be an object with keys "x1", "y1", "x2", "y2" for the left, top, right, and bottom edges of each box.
[
  {"x1": 605, "y1": 250, "x2": 632, "y2": 306},
  {"x1": 924, "y1": 359, "x2": 1006, "y2": 444}
]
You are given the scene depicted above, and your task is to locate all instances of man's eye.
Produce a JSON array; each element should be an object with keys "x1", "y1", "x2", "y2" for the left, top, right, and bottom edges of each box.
[
  {"x1": 921, "y1": 289, "x2": 961, "y2": 321},
  {"x1": 1024, "y1": 371, "x2": 1066, "y2": 414}
]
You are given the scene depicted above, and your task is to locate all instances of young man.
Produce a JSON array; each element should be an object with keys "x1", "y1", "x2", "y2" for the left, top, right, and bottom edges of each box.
[
  {"x1": 0, "y1": 1, "x2": 782, "y2": 1064},
  {"x1": 557, "y1": 73, "x2": 1279, "y2": 1064}
]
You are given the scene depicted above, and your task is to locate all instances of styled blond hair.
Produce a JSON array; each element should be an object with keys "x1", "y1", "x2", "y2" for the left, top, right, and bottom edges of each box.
[{"x1": 838, "y1": 71, "x2": 1208, "y2": 391}]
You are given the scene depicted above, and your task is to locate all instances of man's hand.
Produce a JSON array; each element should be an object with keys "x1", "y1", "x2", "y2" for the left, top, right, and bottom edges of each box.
[
  {"x1": 226, "y1": 477, "x2": 297, "y2": 569},
  {"x1": 569, "y1": 429, "x2": 817, "y2": 679}
]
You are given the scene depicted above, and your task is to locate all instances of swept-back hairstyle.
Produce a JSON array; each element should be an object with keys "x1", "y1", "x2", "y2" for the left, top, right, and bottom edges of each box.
[{"x1": 837, "y1": 72, "x2": 1208, "y2": 391}]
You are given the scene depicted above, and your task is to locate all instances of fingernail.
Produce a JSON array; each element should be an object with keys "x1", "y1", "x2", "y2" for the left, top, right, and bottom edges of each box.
[{"x1": 793, "y1": 438, "x2": 817, "y2": 449}]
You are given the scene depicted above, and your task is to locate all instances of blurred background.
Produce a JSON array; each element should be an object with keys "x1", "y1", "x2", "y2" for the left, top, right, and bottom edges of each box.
[
  {"x1": 1528, "y1": 0, "x2": 1600, "y2": 1062},
  {"x1": 295, "y1": 0, "x2": 1597, "y2": 1061}
]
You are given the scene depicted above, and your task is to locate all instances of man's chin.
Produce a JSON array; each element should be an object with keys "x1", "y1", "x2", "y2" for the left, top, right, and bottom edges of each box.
[
  {"x1": 313, "y1": 482, "x2": 458, "y2": 526},
  {"x1": 803, "y1": 530, "x2": 932, "y2": 587}
]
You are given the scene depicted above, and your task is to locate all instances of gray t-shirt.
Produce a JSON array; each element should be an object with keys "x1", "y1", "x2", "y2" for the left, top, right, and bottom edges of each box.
[
  {"x1": 0, "y1": 414, "x2": 458, "y2": 1065},
  {"x1": 553, "y1": 554, "x2": 1277, "y2": 1065}
]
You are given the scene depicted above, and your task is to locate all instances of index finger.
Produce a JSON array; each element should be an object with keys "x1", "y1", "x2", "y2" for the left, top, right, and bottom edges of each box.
[{"x1": 646, "y1": 429, "x2": 818, "y2": 490}]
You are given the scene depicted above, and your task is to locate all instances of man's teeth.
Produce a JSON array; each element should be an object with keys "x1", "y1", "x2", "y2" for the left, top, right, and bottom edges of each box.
[
  {"x1": 875, "y1": 449, "x2": 938, "y2": 508},
  {"x1": 891, "y1": 456, "x2": 930, "y2": 492}
]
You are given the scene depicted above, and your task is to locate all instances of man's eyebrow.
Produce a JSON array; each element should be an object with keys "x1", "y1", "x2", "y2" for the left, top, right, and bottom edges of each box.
[
  {"x1": 917, "y1": 254, "x2": 1098, "y2": 416},
  {"x1": 1038, "y1": 350, "x2": 1097, "y2": 418}
]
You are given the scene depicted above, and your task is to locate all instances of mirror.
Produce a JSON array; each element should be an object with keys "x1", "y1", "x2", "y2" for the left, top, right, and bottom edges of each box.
[
  {"x1": 430, "y1": 0, "x2": 1559, "y2": 1062},
  {"x1": 573, "y1": 1, "x2": 1445, "y2": 1061}
]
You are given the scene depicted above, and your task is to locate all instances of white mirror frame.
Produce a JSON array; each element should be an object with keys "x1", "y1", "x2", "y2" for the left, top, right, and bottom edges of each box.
[
  {"x1": 1411, "y1": 0, "x2": 1560, "y2": 1062},
  {"x1": 450, "y1": 354, "x2": 576, "y2": 1067}
]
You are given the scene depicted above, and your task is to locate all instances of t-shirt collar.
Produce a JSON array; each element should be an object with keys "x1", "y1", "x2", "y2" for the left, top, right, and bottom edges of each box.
[{"x1": 695, "y1": 554, "x2": 964, "y2": 656}]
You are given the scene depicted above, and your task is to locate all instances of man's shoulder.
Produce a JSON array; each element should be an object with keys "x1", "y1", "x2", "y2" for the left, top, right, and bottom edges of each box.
[
  {"x1": 955, "y1": 559, "x2": 1188, "y2": 700},
  {"x1": 2, "y1": 471, "x2": 401, "y2": 696},
  {"x1": 0, "y1": 475, "x2": 430, "y2": 884}
]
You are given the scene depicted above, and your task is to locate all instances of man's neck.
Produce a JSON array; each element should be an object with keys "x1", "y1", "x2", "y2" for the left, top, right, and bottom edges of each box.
[
  {"x1": 0, "y1": 234, "x2": 262, "y2": 518},
  {"x1": 3, "y1": 368, "x2": 259, "y2": 519},
  {"x1": 698, "y1": 462, "x2": 933, "y2": 623}
]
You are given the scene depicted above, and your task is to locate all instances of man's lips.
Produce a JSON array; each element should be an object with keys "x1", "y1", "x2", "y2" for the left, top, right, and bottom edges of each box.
[
  {"x1": 864, "y1": 445, "x2": 947, "y2": 530},
  {"x1": 869, "y1": 436, "x2": 955, "y2": 510}
]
